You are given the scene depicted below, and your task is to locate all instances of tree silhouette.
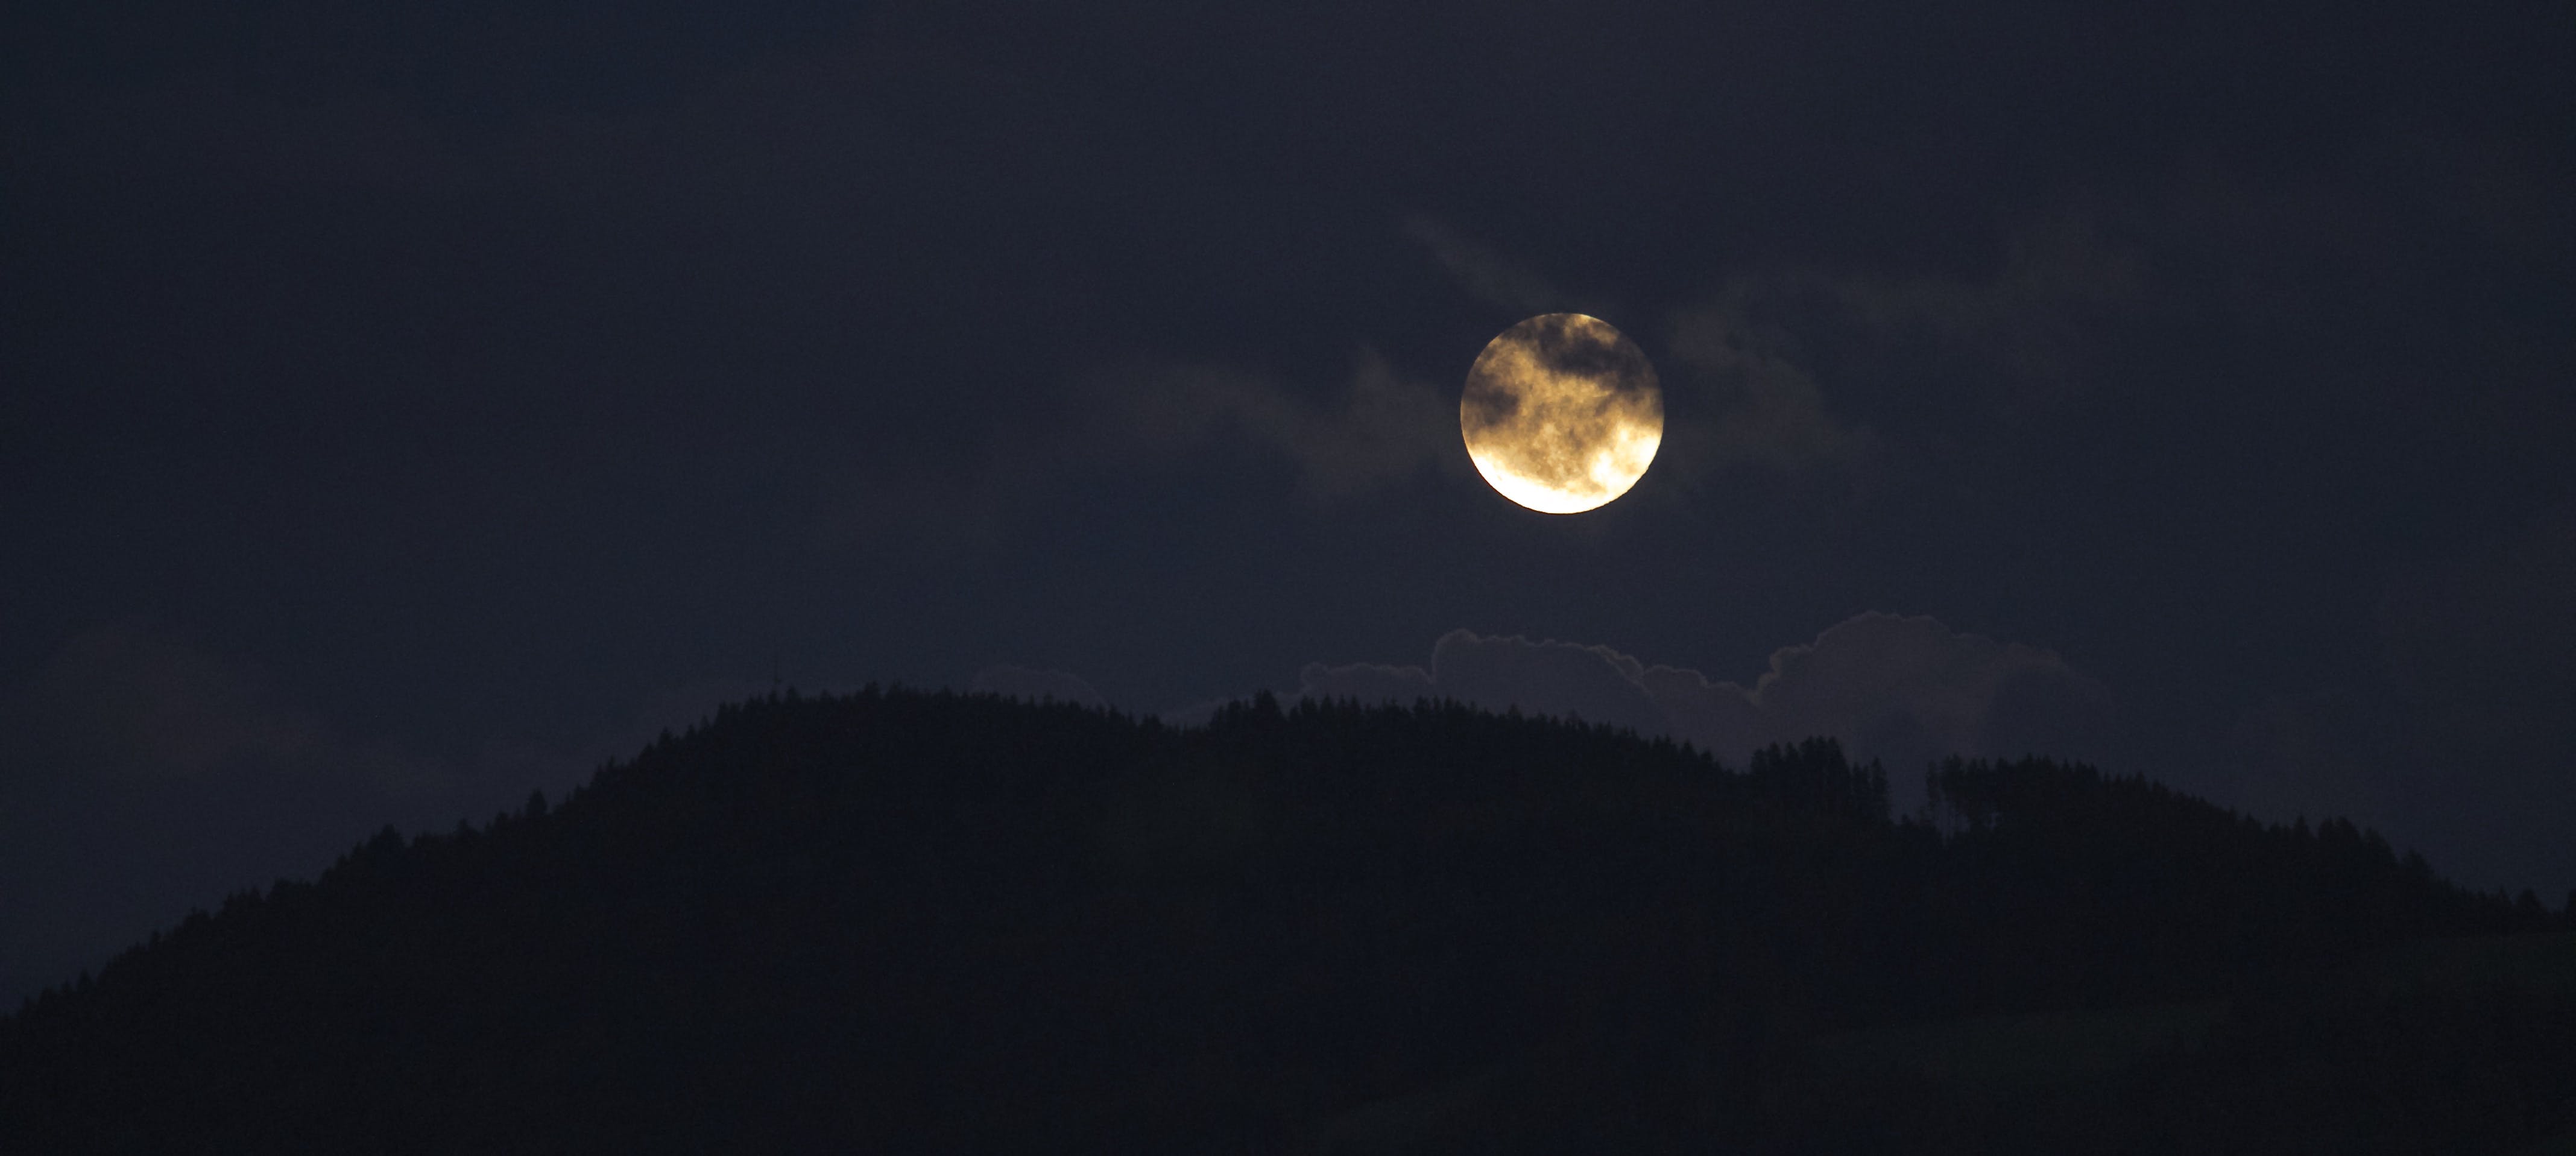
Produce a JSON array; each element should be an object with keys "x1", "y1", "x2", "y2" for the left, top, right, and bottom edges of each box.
[{"x1": 2, "y1": 688, "x2": 2566, "y2": 1153}]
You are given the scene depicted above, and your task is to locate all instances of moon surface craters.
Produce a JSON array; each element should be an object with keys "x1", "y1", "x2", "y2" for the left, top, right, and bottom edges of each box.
[{"x1": 1459, "y1": 313, "x2": 1662, "y2": 514}]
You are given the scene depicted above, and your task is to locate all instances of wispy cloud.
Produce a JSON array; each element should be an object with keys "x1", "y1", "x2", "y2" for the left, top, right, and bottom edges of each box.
[
  {"x1": 1090, "y1": 348, "x2": 1462, "y2": 499},
  {"x1": 5, "y1": 621, "x2": 454, "y2": 801},
  {"x1": 1293, "y1": 614, "x2": 2117, "y2": 775},
  {"x1": 1658, "y1": 212, "x2": 2142, "y2": 476},
  {"x1": 1400, "y1": 215, "x2": 1585, "y2": 316}
]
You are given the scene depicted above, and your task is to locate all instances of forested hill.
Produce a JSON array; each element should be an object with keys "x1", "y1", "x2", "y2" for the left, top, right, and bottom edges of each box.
[{"x1": 5, "y1": 688, "x2": 2571, "y2": 1153}]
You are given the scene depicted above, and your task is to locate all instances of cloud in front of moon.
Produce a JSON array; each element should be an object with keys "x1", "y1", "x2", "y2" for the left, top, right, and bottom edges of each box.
[{"x1": 1459, "y1": 314, "x2": 1662, "y2": 514}]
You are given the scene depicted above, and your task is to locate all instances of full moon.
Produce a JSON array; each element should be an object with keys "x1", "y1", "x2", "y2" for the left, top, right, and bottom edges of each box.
[{"x1": 1459, "y1": 313, "x2": 1663, "y2": 514}]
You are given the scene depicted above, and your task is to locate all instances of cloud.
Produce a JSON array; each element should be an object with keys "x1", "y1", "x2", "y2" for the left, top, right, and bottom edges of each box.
[
  {"x1": 1431, "y1": 631, "x2": 1669, "y2": 736},
  {"x1": 1292, "y1": 614, "x2": 2114, "y2": 775},
  {"x1": 1646, "y1": 613, "x2": 2117, "y2": 771},
  {"x1": 0, "y1": 622, "x2": 467, "y2": 1008},
  {"x1": 4, "y1": 621, "x2": 454, "y2": 801},
  {"x1": 969, "y1": 664, "x2": 1108, "y2": 710},
  {"x1": 1058, "y1": 211, "x2": 2146, "y2": 513},
  {"x1": 0, "y1": 637, "x2": 876, "y2": 1007},
  {"x1": 819, "y1": 344, "x2": 1460, "y2": 554},
  {"x1": 1153, "y1": 695, "x2": 1241, "y2": 730},
  {"x1": 1301, "y1": 631, "x2": 1668, "y2": 736},
  {"x1": 813, "y1": 345, "x2": 1462, "y2": 557},
  {"x1": 1296, "y1": 660, "x2": 1436, "y2": 706},
  {"x1": 10, "y1": 621, "x2": 326, "y2": 783},
  {"x1": 1389, "y1": 212, "x2": 2141, "y2": 486},
  {"x1": 1661, "y1": 293, "x2": 1884, "y2": 473},
  {"x1": 1400, "y1": 215, "x2": 1582, "y2": 316},
  {"x1": 1095, "y1": 348, "x2": 1460, "y2": 499},
  {"x1": 1658, "y1": 213, "x2": 2142, "y2": 476},
  {"x1": 1799, "y1": 213, "x2": 2142, "y2": 387},
  {"x1": 2215, "y1": 689, "x2": 2411, "y2": 838},
  {"x1": 2291, "y1": 505, "x2": 2576, "y2": 895},
  {"x1": 2379, "y1": 506, "x2": 2576, "y2": 758}
]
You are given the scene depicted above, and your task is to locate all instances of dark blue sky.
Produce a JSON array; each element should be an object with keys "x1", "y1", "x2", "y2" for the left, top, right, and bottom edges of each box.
[{"x1": 5, "y1": 0, "x2": 2572, "y2": 1005}]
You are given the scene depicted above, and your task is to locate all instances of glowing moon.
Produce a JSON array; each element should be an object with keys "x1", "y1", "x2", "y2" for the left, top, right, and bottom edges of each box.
[{"x1": 1460, "y1": 313, "x2": 1663, "y2": 514}]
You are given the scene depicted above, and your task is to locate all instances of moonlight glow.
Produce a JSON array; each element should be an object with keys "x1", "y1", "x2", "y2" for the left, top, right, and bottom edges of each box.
[{"x1": 1459, "y1": 313, "x2": 1663, "y2": 513}]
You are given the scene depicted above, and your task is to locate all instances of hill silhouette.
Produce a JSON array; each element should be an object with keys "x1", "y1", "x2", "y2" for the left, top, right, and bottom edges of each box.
[{"x1": 4, "y1": 687, "x2": 2571, "y2": 1152}]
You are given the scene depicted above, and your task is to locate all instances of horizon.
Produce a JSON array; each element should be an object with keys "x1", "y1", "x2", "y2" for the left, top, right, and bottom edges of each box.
[{"x1": 25, "y1": 678, "x2": 2563, "y2": 1017}]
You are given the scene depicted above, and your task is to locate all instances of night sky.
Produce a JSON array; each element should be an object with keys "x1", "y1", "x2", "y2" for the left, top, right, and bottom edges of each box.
[{"x1": 5, "y1": 0, "x2": 2572, "y2": 1006}]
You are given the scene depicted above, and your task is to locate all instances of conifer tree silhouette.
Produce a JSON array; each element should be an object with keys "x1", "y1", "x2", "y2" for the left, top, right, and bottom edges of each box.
[{"x1": 4, "y1": 689, "x2": 2569, "y2": 1154}]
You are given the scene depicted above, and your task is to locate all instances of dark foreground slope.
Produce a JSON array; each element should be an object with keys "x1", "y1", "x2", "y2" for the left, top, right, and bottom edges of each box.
[{"x1": 4, "y1": 689, "x2": 2569, "y2": 1153}]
